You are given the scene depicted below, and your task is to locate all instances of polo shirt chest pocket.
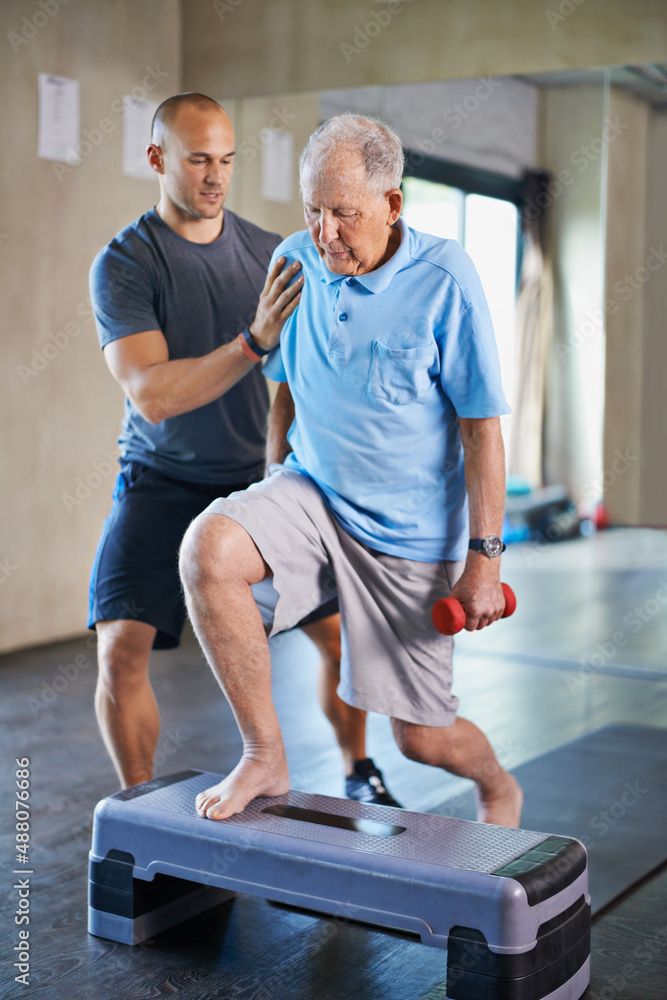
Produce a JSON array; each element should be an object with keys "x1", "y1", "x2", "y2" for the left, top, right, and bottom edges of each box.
[{"x1": 368, "y1": 340, "x2": 439, "y2": 405}]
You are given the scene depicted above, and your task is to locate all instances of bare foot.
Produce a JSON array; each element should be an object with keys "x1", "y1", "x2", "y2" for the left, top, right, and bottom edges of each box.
[
  {"x1": 475, "y1": 773, "x2": 523, "y2": 827},
  {"x1": 196, "y1": 753, "x2": 290, "y2": 821}
]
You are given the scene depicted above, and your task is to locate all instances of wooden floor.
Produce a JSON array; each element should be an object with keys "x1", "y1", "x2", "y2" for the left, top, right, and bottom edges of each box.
[{"x1": 1, "y1": 527, "x2": 666, "y2": 999}]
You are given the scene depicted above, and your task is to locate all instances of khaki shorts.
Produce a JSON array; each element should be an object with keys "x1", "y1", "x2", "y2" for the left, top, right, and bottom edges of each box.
[{"x1": 205, "y1": 467, "x2": 464, "y2": 727}]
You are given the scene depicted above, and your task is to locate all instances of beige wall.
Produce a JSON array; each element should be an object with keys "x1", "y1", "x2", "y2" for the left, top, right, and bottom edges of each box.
[
  {"x1": 0, "y1": 0, "x2": 180, "y2": 652},
  {"x1": 603, "y1": 96, "x2": 667, "y2": 526},
  {"x1": 640, "y1": 111, "x2": 667, "y2": 526},
  {"x1": 538, "y1": 85, "x2": 608, "y2": 505},
  {"x1": 603, "y1": 90, "x2": 650, "y2": 524},
  {"x1": 220, "y1": 92, "x2": 320, "y2": 236},
  {"x1": 183, "y1": 0, "x2": 667, "y2": 98},
  {"x1": 538, "y1": 84, "x2": 667, "y2": 528}
]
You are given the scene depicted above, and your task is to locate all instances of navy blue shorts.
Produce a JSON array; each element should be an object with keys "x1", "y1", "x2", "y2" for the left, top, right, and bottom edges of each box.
[{"x1": 88, "y1": 461, "x2": 338, "y2": 650}]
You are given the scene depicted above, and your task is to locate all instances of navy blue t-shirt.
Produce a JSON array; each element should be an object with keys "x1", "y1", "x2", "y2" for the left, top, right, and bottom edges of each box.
[{"x1": 90, "y1": 208, "x2": 281, "y2": 484}]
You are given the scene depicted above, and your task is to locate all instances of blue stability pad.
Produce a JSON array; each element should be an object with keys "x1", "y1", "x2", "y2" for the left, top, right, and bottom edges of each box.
[{"x1": 89, "y1": 771, "x2": 590, "y2": 1000}]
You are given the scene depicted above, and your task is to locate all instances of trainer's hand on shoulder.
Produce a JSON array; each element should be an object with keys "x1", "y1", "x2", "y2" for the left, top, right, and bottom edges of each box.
[
  {"x1": 250, "y1": 257, "x2": 304, "y2": 352},
  {"x1": 448, "y1": 559, "x2": 505, "y2": 631}
]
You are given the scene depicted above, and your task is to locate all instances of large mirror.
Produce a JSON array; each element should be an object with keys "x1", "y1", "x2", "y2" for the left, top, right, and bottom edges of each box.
[
  {"x1": 233, "y1": 63, "x2": 667, "y2": 709},
  {"x1": 234, "y1": 63, "x2": 666, "y2": 526}
]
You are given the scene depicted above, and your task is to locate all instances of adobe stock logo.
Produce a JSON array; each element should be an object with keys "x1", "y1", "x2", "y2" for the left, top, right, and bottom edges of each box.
[
  {"x1": 61, "y1": 449, "x2": 121, "y2": 513},
  {"x1": 340, "y1": 1, "x2": 416, "y2": 63},
  {"x1": 588, "y1": 780, "x2": 648, "y2": 837},
  {"x1": 7, "y1": 0, "x2": 70, "y2": 54},
  {"x1": 545, "y1": 0, "x2": 586, "y2": 31}
]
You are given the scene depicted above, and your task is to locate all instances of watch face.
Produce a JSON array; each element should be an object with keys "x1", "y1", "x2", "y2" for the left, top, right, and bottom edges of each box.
[{"x1": 483, "y1": 535, "x2": 504, "y2": 558}]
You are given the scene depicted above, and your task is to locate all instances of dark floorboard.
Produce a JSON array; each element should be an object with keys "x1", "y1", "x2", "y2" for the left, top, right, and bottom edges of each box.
[
  {"x1": 587, "y1": 865, "x2": 667, "y2": 1000},
  {"x1": 1, "y1": 529, "x2": 667, "y2": 999}
]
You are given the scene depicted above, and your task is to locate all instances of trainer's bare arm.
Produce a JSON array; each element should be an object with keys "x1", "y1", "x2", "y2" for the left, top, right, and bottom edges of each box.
[
  {"x1": 103, "y1": 257, "x2": 303, "y2": 424},
  {"x1": 448, "y1": 416, "x2": 506, "y2": 630},
  {"x1": 265, "y1": 382, "x2": 295, "y2": 474}
]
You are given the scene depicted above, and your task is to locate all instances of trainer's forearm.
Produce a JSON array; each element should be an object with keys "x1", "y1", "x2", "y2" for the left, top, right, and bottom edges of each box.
[
  {"x1": 265, "y1": 381, "x2": 295, "y2": 471},
  {"x1": 131, "y1": 338, "x2": 256, "y2": 423},
  {"x1": 129, "y1": 256, "x2": 303, "y2": 424}
]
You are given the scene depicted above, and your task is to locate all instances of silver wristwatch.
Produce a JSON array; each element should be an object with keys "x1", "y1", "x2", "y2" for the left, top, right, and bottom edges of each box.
[{"x1": 469, "y1": 535, "x2": 506, "y2": 558}]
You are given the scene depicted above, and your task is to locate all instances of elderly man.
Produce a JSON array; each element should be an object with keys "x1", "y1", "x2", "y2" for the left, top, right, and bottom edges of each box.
[{"x1": 180, "y1": 113, "x2": 522, "y2": 827}]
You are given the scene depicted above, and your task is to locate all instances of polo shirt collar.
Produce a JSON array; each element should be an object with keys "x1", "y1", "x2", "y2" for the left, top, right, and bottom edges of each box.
[{"x1": 318, "y1": 217, "x2": 410, "y2": 293}]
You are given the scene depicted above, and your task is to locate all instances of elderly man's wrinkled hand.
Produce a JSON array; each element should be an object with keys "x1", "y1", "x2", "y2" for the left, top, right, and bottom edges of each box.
[
  {"x1": 249, "y1": 257, "x2": 304, "y2": 353},
  {"x1": 448, "y1": 568, "x2": 506, "y2": 632}
]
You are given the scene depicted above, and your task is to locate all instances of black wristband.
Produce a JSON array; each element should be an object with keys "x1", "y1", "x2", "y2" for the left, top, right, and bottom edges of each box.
[{"x1": 240, "y1": 328, "x2": 271, "y2": 359}]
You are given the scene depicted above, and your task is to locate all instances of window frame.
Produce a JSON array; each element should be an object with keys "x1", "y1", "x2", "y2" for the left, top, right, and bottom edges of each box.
[{"x1": 401, "y1": 151, "x2": 524, "y2": 284}]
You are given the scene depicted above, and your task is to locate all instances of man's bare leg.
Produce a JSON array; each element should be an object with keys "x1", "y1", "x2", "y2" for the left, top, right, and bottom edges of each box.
[
  {"x1": 180, "y1": 512, "x2": 290, "y2": 820},
  {"x1": 95, "y1": 619, "x2": 159, "y2": 788},
  {"x1": 392, "y1": 716, "x2": 523, "y2": 827},
  {"x1": 300, "y1": 614, "x2": 367, "y2": 775}
]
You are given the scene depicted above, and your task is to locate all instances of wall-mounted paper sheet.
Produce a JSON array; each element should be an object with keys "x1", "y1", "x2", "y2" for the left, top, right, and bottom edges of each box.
[
  {"x1": 37, "y1": 74, "x2": 80, "y2": 163},
  {"x1": 261, "y1": 129, "x2": 294, "y2": 203},
  {"x1": 122, "y1": 96, "x2": 159, "y2": 180}
]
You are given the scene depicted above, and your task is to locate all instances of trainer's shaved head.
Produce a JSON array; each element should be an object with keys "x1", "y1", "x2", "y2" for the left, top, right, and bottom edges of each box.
[
  {"x1": 148, "y1": 92, "x2": 236, "y2": 236},
  {"x1": 151, "y1": 93, "x2": 227, "y2": 148}
]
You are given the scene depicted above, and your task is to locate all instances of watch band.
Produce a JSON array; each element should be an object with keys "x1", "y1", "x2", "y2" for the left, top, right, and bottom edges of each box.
[{"x1": 237, "y1": 328, "x2": 270, "y2": 362}]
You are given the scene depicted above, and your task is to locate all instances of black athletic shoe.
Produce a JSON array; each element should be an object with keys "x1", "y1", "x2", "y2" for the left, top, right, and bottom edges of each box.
[{"x1": 345, "y1": 758, "x2": 403, "y2": 808}]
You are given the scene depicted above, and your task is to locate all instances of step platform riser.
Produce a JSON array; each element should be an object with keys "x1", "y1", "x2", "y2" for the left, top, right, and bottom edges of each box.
[{"x1": 88, "y1": 769, "x2": 590, "y2": 1000}]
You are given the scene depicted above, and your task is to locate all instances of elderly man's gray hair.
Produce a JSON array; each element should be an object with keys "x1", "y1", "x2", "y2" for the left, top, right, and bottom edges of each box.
[{"x1": 299, "y1": 113, "x2": 404, "y2": 200}]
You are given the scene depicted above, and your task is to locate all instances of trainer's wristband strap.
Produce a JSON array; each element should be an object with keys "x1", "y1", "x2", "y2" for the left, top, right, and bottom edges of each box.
[{"x1": 237, "y1": 328, "x2": 270, "y2": 362}]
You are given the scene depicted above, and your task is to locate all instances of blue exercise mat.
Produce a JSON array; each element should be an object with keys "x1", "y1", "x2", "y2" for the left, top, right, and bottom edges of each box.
[{"x1": 429, "y1": 724, "x2": 667, "y2": 913}]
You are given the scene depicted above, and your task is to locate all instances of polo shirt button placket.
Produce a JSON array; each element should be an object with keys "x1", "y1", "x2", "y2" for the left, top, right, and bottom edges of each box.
[{"x1": 328, "y1": 302, "x2": 351, "y2": 359}]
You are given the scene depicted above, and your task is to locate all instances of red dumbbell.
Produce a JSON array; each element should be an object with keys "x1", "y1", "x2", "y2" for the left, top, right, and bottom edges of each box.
[{"x1": 432, "y1": 583, "x2": 516, "y2": 635}]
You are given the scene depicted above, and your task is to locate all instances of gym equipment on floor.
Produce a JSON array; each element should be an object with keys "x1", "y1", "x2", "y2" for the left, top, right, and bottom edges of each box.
[{"x1": 89, "y1": 769, "x2": 590, "y2": 999}]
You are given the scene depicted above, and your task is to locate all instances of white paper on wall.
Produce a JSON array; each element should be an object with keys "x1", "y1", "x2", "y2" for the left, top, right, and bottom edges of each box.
[
  {"x1": 122, "y1": 96, "x2": 159, "y2": 180},
  {"x1": 37, "y1": 73, "x2": 80, "y2": 163},
  {"x1": 261, "y1": 130, "x2": 294, "y2": 203}
]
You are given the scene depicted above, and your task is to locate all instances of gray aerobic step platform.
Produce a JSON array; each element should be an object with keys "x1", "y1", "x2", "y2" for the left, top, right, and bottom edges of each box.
[{"x1": 88, "y1": 769, "x2": 590, "y2": 1000}]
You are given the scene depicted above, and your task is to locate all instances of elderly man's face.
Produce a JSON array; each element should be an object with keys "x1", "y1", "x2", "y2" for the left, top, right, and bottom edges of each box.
[{"x1": 302, "y1": 147, "x2": 402, "y2": 276}]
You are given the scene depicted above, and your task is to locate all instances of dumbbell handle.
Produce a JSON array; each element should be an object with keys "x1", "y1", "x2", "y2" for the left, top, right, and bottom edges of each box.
[{"x1": 432, "y1": 583, "x2": 516, "y2": 635}]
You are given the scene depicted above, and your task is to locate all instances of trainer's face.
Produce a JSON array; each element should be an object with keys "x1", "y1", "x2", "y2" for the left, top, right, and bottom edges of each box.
[
  {"x1": 302, "y1": 147, "x2": 402, "y2": 276},
  {"x1": 155, "y1": 108, "x2": 236, "y2": 221}
]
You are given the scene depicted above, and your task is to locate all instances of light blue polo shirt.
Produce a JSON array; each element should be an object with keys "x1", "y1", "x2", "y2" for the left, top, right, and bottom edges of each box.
[{"x1": 264, "y1": 217, "x2": 509, "y2": 562}]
